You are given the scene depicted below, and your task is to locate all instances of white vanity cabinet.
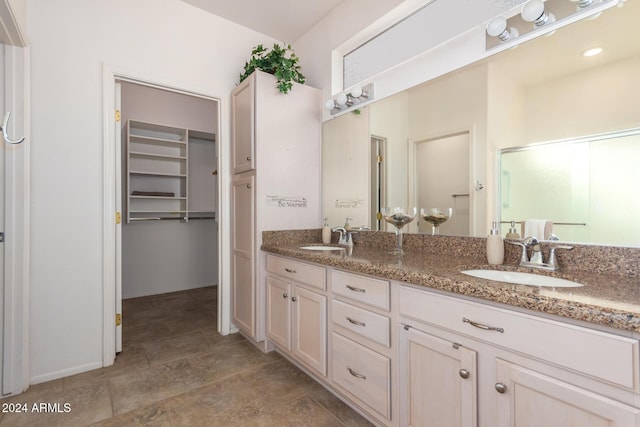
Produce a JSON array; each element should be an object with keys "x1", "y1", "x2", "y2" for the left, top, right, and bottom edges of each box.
[
  {"x1": 329, "y1": 270, "x2": 393, "y2": 424},
  {"x1": 398, "y1": 324, "x2": 478, "y2": 427},
  {"x1": 266, "y1": 255, "x2": 327, "y2": 377},
  {"x1": 399, "y1": 285, "x2": 640, "y2": 427},
  {"x1": 230, "y1": 71, "x2": 321, "y2": 346}
]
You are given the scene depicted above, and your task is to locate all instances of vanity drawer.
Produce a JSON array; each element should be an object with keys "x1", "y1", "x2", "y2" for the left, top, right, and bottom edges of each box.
[
  {"x1": 399, "y1": 286, "x2": 640, "y2": 391},
  {"x1": 331, "y1": 299, "x2": 390, "y2": 347},
  {"x1": 267, "y1": 255, "x2": 326, "y2": 290},
  {"x1": 331, "y1": 332, "x2": 390, "y2": 419},
  {"x1": 332, "y1": 270, "x2": 390, "y2": 310}
]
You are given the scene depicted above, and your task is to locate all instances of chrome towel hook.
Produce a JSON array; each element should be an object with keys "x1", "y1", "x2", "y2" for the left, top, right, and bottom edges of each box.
[{"x1": 2, "y1": 111, "x2": 25, "y2": 144}]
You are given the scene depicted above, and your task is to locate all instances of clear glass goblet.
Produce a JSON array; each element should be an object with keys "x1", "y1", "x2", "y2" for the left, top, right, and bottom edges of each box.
[
  {"x1": 381, "y1": 207, "x2": 417, "y2": 254},
  {"x1": 420, "y1": 207, "x2": 453, "y2": 235}
]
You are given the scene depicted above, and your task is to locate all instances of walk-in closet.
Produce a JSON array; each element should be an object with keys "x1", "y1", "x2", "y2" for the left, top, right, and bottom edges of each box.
[{"x1": 119, "y1": 81, "x2": 219, "y2": 344}]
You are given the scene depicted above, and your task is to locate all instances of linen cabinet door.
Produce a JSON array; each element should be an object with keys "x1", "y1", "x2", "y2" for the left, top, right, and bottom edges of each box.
[
  {"x1": 494, "y1": 359, "x2": 640, "y2": 427},
  {"x1": 231, "y1": 174, "x2": 255, "y2": 336},
  {"x1": 293, "y1": 285, "x2": 327, "y2": 377},
  {"x1": 266, "y1": 276, "x2": 291, "y2": 351},
  {"x1": 231, "y1": 75, "x2": 255, "y2": 174},
  {"x1": 399, "y1": 325, "x2": 478, "y2": 427}
]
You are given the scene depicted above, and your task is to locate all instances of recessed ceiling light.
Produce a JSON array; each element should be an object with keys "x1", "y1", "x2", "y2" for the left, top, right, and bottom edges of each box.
[{"x1": 582, "y1": 47, "x2": 603, "y2": 57}]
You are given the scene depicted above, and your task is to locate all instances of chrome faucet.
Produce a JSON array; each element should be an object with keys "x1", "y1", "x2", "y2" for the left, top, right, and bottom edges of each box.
[
  {"x1": 331, "y1": 225, "x2": 370, "y2": 247},
  {"x1": 331, "y1": 226, "x2": 351, "y2": 247},
  {"x1": 507, "y1": 237, "x2": 573, "y2": 271}
]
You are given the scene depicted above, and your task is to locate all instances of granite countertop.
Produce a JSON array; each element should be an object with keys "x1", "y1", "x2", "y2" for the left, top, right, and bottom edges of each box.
[{"x1": 261, "y1": 237, "x2": 640, "y2": 333}]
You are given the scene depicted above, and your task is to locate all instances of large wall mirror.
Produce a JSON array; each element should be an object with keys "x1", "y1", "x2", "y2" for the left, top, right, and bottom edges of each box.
[{"x1": 322, "y1": 1, "x2": 640, "y2": 246}]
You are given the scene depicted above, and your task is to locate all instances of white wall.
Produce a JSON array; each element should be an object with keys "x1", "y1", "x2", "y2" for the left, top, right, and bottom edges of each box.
[
  {"x1": 322, "y1": 109, "x2": 370, "y2": 228},
  {"x1": 370, "y1": 91, "x2": 409, "y2": 212},
  {"x1": 27, "y1": 0, "x2": 278, "y2": 383},
  {"x1": 120, "y1": 82, "x2": 218, "y2": 299}
]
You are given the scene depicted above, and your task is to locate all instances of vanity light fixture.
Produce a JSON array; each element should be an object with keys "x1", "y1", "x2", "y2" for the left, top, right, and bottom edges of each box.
[
  {"x1": 325, "y1": 83, "x2": 374, "y2": 115},
  {"x1": 486, "y1": 16, "x2": 519, "y2": 41},
  {"x1": 521, "y1": 0, "x2": 556, "y2": 27}
]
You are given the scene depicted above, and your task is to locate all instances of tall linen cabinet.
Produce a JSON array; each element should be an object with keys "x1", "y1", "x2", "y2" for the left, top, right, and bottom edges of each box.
[{"x1": 231, "y1": 70, "x2": 322, "y2": 347}]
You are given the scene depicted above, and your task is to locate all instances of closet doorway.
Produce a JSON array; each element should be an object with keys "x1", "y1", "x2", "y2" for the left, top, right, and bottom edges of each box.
[{"x1": 114, "y1": 81, "x2": 220, "y2": 353}]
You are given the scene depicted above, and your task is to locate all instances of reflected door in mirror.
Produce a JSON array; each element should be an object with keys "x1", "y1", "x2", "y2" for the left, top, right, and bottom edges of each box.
[{"x1": 414, "y1": 132, "x2": 470, "y2": 236}]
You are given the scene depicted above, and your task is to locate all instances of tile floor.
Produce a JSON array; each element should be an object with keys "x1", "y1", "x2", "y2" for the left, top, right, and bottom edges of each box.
[{"x1": 0, "y1": 286, "x2": 372, "y2": 426}]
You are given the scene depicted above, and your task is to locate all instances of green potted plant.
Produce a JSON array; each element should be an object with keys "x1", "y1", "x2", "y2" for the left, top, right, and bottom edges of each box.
[{"x1": 239, "y1": 43, "x2": 306, "y2": 94}]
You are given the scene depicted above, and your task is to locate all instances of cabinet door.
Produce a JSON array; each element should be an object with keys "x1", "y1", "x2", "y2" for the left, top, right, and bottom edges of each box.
[
  {"x1": 293, "y1": 285, "x2": 327, "y2": 377},
  {"x1": 231, "y1": 76, "x2": 254, "y2": 174},
  {"x1": 495, "y1": 359, "x2": 640, "y2": 427},
  {"x1": 399, "y1": 325, "x2": 478, "y2": 427},
  {"x1": 231, "y1": 175, "x2": 255, "y2": 335},
  {"x1": 266, "y1": 276, "x2": 292, "y2": 351}
]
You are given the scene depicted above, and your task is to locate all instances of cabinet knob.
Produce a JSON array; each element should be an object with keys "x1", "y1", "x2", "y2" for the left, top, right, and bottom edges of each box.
[
  {"x1": 459, "y1": 369, "x2": 470, "y2": 379},
  {"x1": 495, "y1": 383, "x2": 507, "y2": 394},
  {"x1": 246, "y1": 156, "x2": 251, "y2": 161},
  {"x1": 246, "y1": 184, "x2": 251, "y2": 189},
  {"x1": 282, "y1": 293, "x2": 288, "y2": 299},
  {"x1": 291, "y1": 296, "x2": 297, "y2": 302}
]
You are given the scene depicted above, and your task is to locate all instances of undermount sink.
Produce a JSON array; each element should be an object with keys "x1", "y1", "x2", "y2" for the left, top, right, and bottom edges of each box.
[
  {"x1": 299, "y1": 245, "x2": 345, "y2": 251},
  {"x1": 460, "y1": 269, "x2": 584, "y2": 288}
]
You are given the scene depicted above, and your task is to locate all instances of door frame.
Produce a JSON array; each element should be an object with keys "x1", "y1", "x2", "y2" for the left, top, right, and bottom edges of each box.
[
  {"x1": 2, "y1": 44, "x2": 30, "y2": 396},
  {"x1": 407, "y1": 126, "x2": 475, "y2": 235},
  {"x1": 101, "y1": 64, "x2": 229, "y2": 366}
]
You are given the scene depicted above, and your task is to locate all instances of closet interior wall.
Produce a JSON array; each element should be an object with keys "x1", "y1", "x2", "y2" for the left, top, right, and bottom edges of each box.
[{"x1": 120, "y1": 82, "x2": 218, "y2": 298}]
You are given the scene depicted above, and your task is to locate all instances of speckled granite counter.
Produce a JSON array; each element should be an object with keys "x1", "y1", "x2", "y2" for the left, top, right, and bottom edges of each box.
[{"x1": 261, "y1": 230, "x2": 640, "y2": 333}]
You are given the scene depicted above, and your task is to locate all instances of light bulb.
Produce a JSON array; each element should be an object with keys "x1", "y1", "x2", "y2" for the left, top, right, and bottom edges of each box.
[
  {"x1": 486, "y1": 16, "x2": 518, "y2": 41},
  {"x1": 487, "y1": 17, "x2": 507, "y2": 37},
  {"x1": 324, "y1": 99, "x2": 336, "y2": 111},
  {"x1": 522, "y1": 0, "x2": 555, "y2": 26},
  {"x1": 570, "y1": 0, "x2": 594, "y2": 8},
  {"x1": 335, "y1": 93, "x2": 348, "y2": 106},
  {"x1": 350, "y1": 86, "x2": 363, "y2": 98}
]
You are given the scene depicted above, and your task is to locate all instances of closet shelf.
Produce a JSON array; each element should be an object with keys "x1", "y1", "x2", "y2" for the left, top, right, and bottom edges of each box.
[
  {"x1": 130, "y1": 195, "x2": 186, "y2": 200},
  {"x1": 129, "y1": 171, "x2": 186, "y2": 178},
  {"x1": 126, "y1": 119, "x2": 217, "y2": 223},
  {"x1": 129, "y1": 134, "x2": 187, "y2": 146},
  {"x1": 129, "y1": 151, "x2": 187, "y2": 161}
]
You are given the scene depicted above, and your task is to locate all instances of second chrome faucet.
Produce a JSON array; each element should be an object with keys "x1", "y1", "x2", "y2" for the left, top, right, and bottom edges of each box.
[{"x1": 508, "y1": 237, "x2": 573, "y2": 271}]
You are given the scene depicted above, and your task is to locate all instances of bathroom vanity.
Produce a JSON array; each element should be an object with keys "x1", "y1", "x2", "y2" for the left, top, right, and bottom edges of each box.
[{"x1": 261, "y1": 231, "x2": 640, "y2": 427}]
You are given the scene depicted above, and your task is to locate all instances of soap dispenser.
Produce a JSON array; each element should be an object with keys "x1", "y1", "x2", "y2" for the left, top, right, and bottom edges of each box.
[
  {"x1": 486, "y1": 221, "x2": 504, "y2": 265},
  {"x1": 505, "y1": 221, "x2": 520, "y2": 239},
  {"x1": 322, "y1": 218, "x2": 331, "y2": 244}
]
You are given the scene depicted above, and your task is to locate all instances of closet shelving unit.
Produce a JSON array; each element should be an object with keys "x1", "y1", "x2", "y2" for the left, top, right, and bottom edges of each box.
[{"x1": 126, "y1": 119, "x2": 216, "y2": 223}]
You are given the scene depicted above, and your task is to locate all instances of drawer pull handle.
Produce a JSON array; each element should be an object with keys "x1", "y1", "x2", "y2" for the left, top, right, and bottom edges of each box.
[
  {"x1": 346, "y1": 317, "x2": 366, "y2": 327},
  {"x1": 459, "y1": 369, "x2": 470, "y2": 379},
  {"x1": 495, "y1": 383, "x2": 507, "y2": 394},
  {"x1": 463, "y1": 317, "x2": 504, "y2": 333},
  {"x1": 347, "y1": 368, "x2": 367, "y2": 380},
  {"x1": 284, "y1": 268, "x2": 297, "y2": 274},
  {"x1": 345, "y1": 284, "x2": 366, "y2": 293}
]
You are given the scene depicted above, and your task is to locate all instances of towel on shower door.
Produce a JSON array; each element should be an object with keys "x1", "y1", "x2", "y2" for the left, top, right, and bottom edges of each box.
[{"x1": 521, "y1": 219, "x2": 553, "y2": 240}]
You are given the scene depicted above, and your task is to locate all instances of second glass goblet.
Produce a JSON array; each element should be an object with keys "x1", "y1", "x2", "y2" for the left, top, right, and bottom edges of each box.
[
  {"x1": 420, "y1": 207, "x2": 453, "y2": 235},
  {"x1": 381, "y1": 207, "x2": 417, "y2": 254}
]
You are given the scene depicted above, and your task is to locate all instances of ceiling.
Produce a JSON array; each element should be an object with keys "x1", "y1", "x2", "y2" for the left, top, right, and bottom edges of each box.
[{"x1": 181, "y1": 0, "x2": 346, "y2": 42}]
